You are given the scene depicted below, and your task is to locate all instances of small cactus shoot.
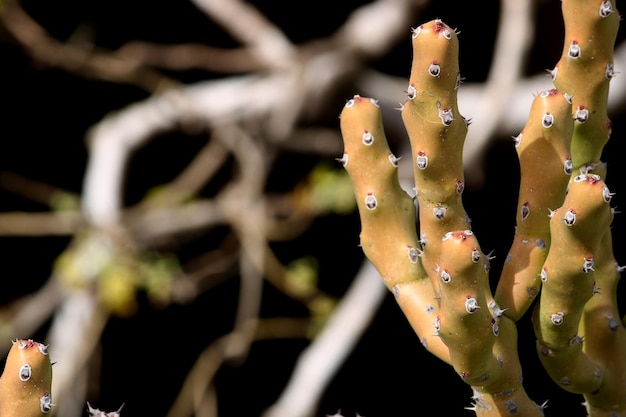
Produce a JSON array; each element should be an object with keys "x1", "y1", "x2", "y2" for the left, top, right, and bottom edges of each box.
[{"x1": 0, "y1": 339, "x2": 53, "y2": 417}]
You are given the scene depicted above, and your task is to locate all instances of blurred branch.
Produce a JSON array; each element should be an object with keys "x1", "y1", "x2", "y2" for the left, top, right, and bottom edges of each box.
[
  {"x1": 0, "y1": 171, "x2": 80, "y2": 208},
  {"x1": 0, "y1": 1, "x2": 179, "y2": 93},
  {"x1": 0, "y1": 211, "x2": 82, "y2": 236},
  {"x1": 461, "y1": 0, "x2": 535, "y2": 188},
  {"x1": 117, "y1": 41, "x2": 265, "y2": 74},
  {"x1": 0, "y1": 277, "x2": 65, "y2": 354},
  {"x1": 262, "y1": 262, "x2": 386, "y2": 417},
  {"x1": 131, "y1": 136, "x2": 230, "y2": 209},
  {"x1": 168, "y1": 231, "x2": 241, "y2": 304},
  {"x1": 0, "y1": 171, "x2": 84, "y2": 235},
  {"x1": 48, "y1": 288, "x2": 109, "y2": 417},
  {"x1": 189, "y1": 0, "x2": 297, "y2": 70},
  {"x1": 166, "y1": 317, "x2": 311, "y2": 417}
]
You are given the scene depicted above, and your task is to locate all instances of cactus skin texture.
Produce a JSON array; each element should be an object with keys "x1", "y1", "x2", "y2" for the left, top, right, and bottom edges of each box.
[
  {"x1": 551, "y1": 0, "x2": 619, "y2": 175},
  {"x1": 533, "y1": 174, "x2": 622, "y2": 400},
  {"x1": 0, "y1": 339, "x2": 53, "y2": 417},
  {"x1": 339, "y1": 94, "x2": 450, "y2": 362},
  {"x1": 401, "y1": 19, "x2": 470, "y2": 282},
  {"x1": 495, "y1": 89, "x2": 574, "y2": 321},
  {"x1": 339, "y1": 1, "x2": 624, "y2": 414},
  {"x1": 340, "y1": 19, "x2": 543, "y2": 417}
]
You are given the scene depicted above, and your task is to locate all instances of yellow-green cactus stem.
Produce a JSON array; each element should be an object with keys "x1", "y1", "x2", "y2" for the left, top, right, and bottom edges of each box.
[
  {"x1": 437, "y1": 231, "x2": 544, "y2": 417},
  {"x1": 339, "y1": 94, "x2": 450, "y2": 362},
  {"x1": 393, "y1": 277, "x2": 450, "y2": 362},
  {"x1": 401, "y1": 19, "x2": 470, "y2": 280},
  {"x1": 0, "y1": 339, "x2": 53, "y2": 417},
  {"x1": 339, "y1": 95, "x2": 421, "y2": 290},
  {"x1": 533, "y1": 174, "x2": 614, "y2": 394},
  {"x1": 338, "y1": 5, "x2": 623, "y2": 414},
  {"x1": 495, "y1": 88, "x2": 574, "y2": 321},
  {"x1": 579, "y1": 231, "x2": 626, "y2": 415},
  {"x1": 550, "y1": 0, "x2": 619, "y2": 175},
  {"x1": 436, "y1": 230, "x2": 501, "y2": 385}
]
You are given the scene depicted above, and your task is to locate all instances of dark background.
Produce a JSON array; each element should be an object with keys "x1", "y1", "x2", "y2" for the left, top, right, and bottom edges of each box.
[{"x1": 1, "y1": 1, "x2": 625, "y2": 416}]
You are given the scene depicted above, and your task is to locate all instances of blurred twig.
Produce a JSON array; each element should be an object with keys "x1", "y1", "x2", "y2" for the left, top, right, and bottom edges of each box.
[
  {"x1": 1, "y1": 1, "x2": 179, "y2": 93},
  {"x1": 166, "y1": 317, "x2": 311, "y2": 417}
]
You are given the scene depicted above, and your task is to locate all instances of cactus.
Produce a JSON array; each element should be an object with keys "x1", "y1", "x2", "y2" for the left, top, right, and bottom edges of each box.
[
  {"x1": 0, "y1": 340, "x2": 126, "y2": 417},
  {"x1": 0, "y1": 339, "x2": 53, "y2": 417},
  {"x1": 339, "y1": 1, "x2": 624, "y2": 415}
]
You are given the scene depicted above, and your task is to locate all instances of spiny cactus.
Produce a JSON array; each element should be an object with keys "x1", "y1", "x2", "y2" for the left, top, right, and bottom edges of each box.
[
  {"x1": 0, "y1": 340, "x2": 126, "y2": 417},
  {"x1": 0, "y1": 339, "x2": 53, "y2": 417},
  {"x1": 338, "y1": 0, "x2": 624, "y2": 414},
  {"x1": 494, "y1": 88, "x2": 574, "y2": 320}
]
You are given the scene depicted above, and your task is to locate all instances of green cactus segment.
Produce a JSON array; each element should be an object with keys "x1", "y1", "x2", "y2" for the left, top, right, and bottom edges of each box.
[
  {"x1": 534, "y1": 333, "x2": 604, "y2": 394},
  {"x1": 437, "y1": 232, "x2": 543, "y2": 416},
  {"x1": 393, "y1": 279, "x2": 451, "y2": 363},
  {"x1": 339, "y1": 95, "x2": 422, "y2": 290},
  {"x1": 533, "y1": 174, "x2": 614, "y2": 394},
  {"x1": 467, "y1": 388, "x2": 545, "y2": 417},
  {"x1": 401, "y1": 19, "x2": 470, "y2": 278},
  {"x1": 0, "y1": 339, "x2": 53, "y2": 417},
  {"x1": 495, "y1": 89, "x2": 573, "y2": 321},
  {"x1": 538, "y1": 0, "x2": 625, "y2": 409},
  {"x1": 338, "y1": 95, "x2": 451, "y2": 361},
  {"x1": 579, "y1": 231, "x2": 626, "y2": 414},
  {"x1": 509, "y1": 90, "x2": 574, "y2": 237},
  {"x1": 467, "y1": 341, "x2": 546, "y2": 417},
  {"x1": 406, "y1": 19, "x2": 461, "y2": 101},
  {"x1": 552, "y1": 0, "x2": 619, "y2": 174},
  {"x1": 537, "y1": 174, "x2": 613, "y2": 346},
  {"x1": 436, "y1": 230, "x2": 502, "y2": 385},
  {"x1": 338, "y1": 5, "x2": 624, "y2": 414}
]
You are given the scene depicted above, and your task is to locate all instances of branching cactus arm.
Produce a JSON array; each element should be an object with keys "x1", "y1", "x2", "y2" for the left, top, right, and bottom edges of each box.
[
  {"x1": 401, "y1": 20, "x2": 470, "y2": 280},
  {"x1": 533, "y1": 175, "x2": 614, "y2": 392},
  {"x1": 535, "y1": 1, "x2": 626, "y2": 414},
  {"x1": 339, "y1": 19, "x2": 545, "y2": 417},
  {"x1": 338, "y1": 0, "x2": 624, "y2": 414},
  {"x1": 339, "y1": 95, "x2": 450, "y2": 362},
  {"x1": 534, "y1": 174, "x2": 626, "y2": 415},
  {"x1": 495, "y1": 89, "x2": 574, "y2": 321},
  {"x1": 551, "y1": 0, "x2": 619, "y2": 174}
]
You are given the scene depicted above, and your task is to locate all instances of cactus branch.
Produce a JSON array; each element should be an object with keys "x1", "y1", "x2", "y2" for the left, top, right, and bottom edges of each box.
[
  {"x1": 0, "y1": 339, "x2": 53, "y2": 417},
  {"x1": 339, "y1": 1, "x2": 624, "y2": 414}
]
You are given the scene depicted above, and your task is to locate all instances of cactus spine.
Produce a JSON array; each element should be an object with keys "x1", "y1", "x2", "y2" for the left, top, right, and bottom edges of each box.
[
  {"x1": 339, "y1": 0, "x2": 624, "y2": 414},
  {"x1": 0, "y1": 339, "x2": 53, "y2": 417}
]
